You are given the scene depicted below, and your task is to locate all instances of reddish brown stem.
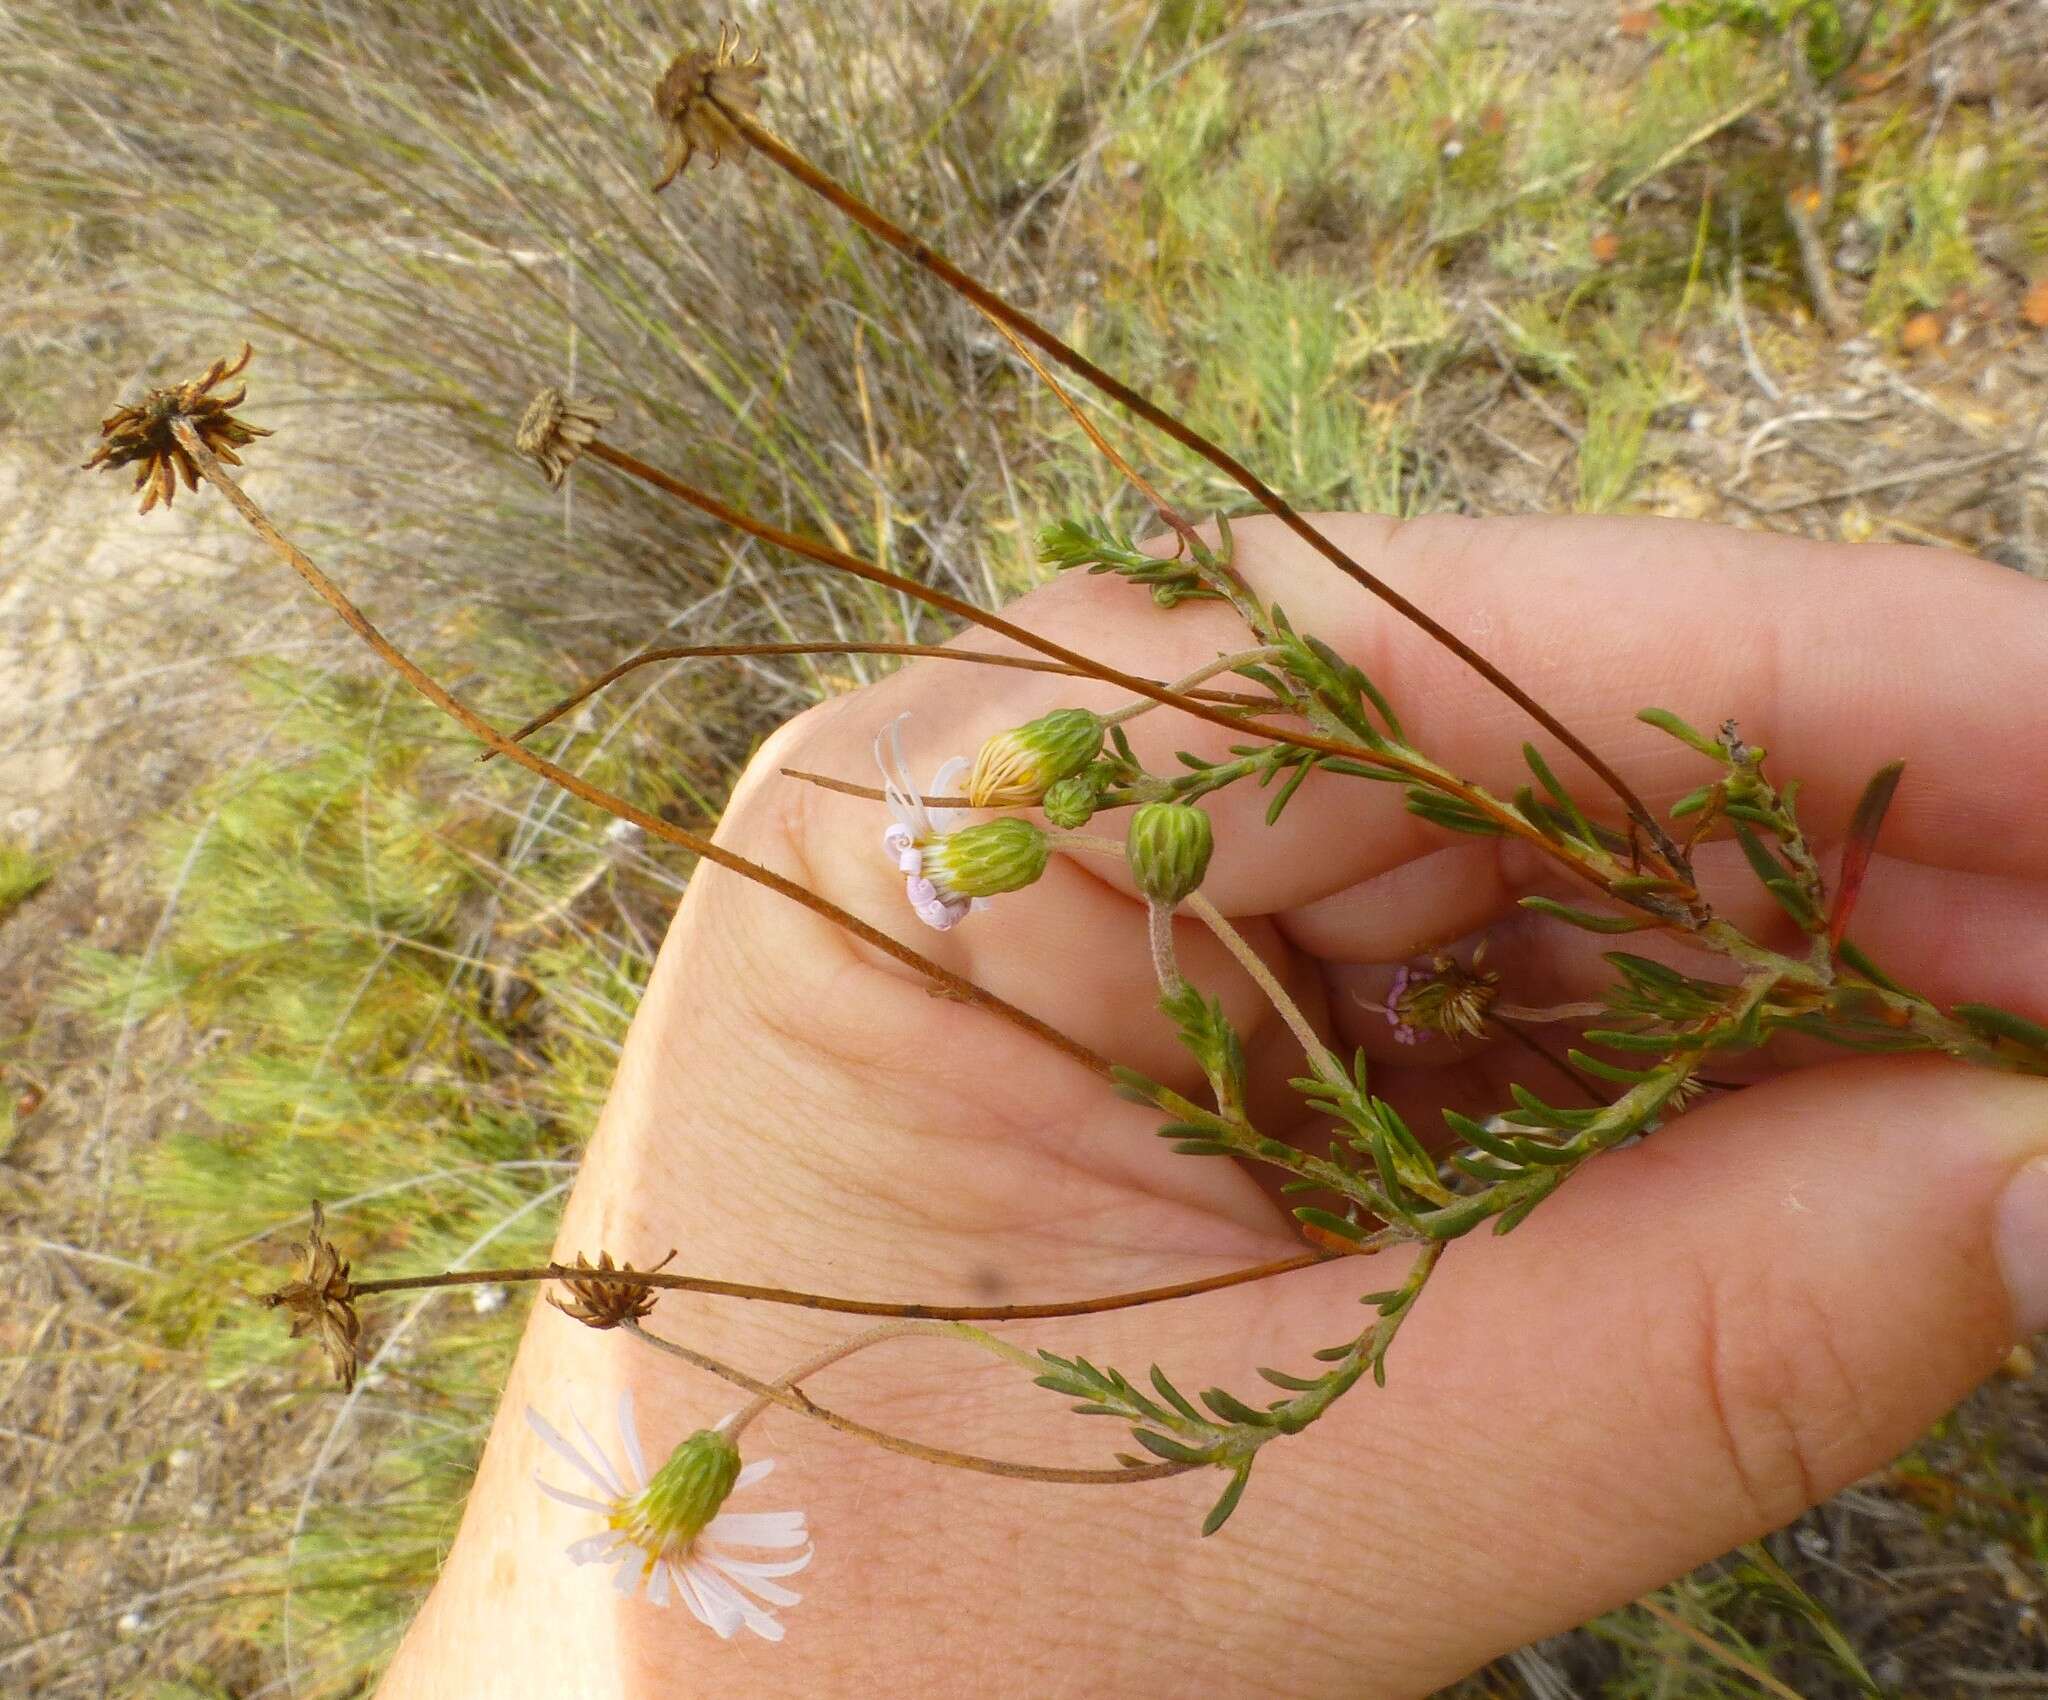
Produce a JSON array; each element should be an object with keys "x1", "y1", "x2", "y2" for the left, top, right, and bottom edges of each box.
[
  {"x1": 170, "y1": 419, "x2": 1112, "y2": 1080},
  {"x1": 622, "y1": 1320, "x2": 1191, "y2": 1486},
  {"x1": 484, "y1": 639, "x2": 1274, "y2": 764},
  {"x1": 350, "y1": 1249, "x2": 1325, "y2": 1319},
  {"x1": 585, "y1": 438, "x2": 1670, "y2": 910},
  {"x1": 727, "y1": 110, "x2": 1686, "y2": 874}
]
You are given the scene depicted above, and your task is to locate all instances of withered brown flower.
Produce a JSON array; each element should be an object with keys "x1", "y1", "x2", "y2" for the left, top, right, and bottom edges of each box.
[
  {"x1": 514, "y1": 387, "x2": 615, "y2": 488},
  {"x1": 651, "y1": 24, "x2": 767, "y2": 190},
  {"x1": 82, "y1": 343, "x2": 272, "y2": 515},
  {"x1": 1392, "y1": 949, "x2": 1501, "y2": 1043},
  {"x1": 262, "y1": 1200, "x2": 363, "y2": 1391},
  {"x1": 547, "y1": 1249, "x2": 676, "y2": 1330}
]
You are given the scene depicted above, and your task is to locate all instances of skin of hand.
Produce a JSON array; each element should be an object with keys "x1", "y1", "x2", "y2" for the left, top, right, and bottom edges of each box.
[{"x1": 380, "y1": 513, "x2": 2048, "y2": 1699}]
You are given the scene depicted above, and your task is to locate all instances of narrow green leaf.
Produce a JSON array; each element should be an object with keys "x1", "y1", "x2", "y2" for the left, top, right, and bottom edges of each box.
[
  {"x1": 1954, "y1": 1002, "x2": 2048, "y2": 1053},
  {"x1": 1564, "y1": 1048, "x2": 1660, "y2": 1084},
  {"x1": 1131, "y1": 1428, "x2": 1207, "y2": 1464},
  {"x1": 1148, "y1": 1366, "x2": 1206, "y2": 1426},
  {"x1": 1291, "y1": 1206, "x2": 1365, "y2": 1242},
  {"x1": 1519, "y1": 894, "x2": 1662, "y2": 933},
  {"x1": 1636, "y1": 707, "x2": 1723, "y2": 758},
  {"x1": 1199, "y1": 1386, "x2": 1268, "y2": 1426},
  {"x1": 1200, "y1": 1467, "x2": 1252, "y2": 1536}
]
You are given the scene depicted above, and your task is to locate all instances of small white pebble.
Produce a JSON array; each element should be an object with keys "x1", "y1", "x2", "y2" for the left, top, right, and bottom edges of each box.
[
  {"x1": 117, "y1": 1610, "x2": 145, "y2": 1637},
  {"x1": 470, "y1": 1284, "x2": 508, "y2": 1316}
]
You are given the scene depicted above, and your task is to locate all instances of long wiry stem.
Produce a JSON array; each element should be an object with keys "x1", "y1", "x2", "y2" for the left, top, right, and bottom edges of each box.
[
  {"x1": 719, "y1": 1319, "x2": 1040, "y2": 1441},
  {"x1": 1100, "y1": 647, "x2": 1287, "y2": 729},
  {"x1": 170, "y1": 418, "x2": 1111, "y2": 1080},
  {"x1": 484, "y1": 639, "x2": 1276, "y2": 764},
  {"x1": 721, "y1": 107, "x2": 1686, "y2": 873},
  {"x1": 581, "y1": 436, "x2": 1661, "y2": 910},
  {"x1": 1184, "y1": 891, "x2": 1343, "y2": 1086},
  {"x1": 348, "y1": 1250, "x2": 1325, "y2": 1318},
  {"x1": 621, "y1": 1319, "x2": 1193, "y2": 1487}
]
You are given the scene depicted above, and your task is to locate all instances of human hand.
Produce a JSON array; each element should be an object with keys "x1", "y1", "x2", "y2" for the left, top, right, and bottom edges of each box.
[{"x1": 383, "y1": 512, "x2": 2048, "y2": 1698}]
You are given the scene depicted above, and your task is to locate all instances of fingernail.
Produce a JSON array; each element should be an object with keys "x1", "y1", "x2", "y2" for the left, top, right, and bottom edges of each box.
[{"x1": 1995, "y1": 1156, "x2": 2048, "y2": 1338}]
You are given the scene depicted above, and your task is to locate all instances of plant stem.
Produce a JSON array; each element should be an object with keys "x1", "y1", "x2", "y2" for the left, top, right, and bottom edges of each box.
[
  {"x1": 1100, "y1": 647, "x2": 1286, "y2": 729},
  {"x1": 486, "y1": 640, "x2": 1274, "y2": 764},
  {"x1": 720, "y1": 1319, "x2": 1039, "y2": 1441},
  {"x1": 724, "y1": 108, "x2": 1685, "y2": 871},
  {"x1": 1183, "y1": 891, "x2": 1343, "y2": 1086},
  {"x1": 346, "y1": 1251, "x2": 1325, "y2": 1318},
  {"x1": 1146, "y1": 900, "x2": 1182, "y2": 995},
  {"x1": 581, "y1": 437, "x2": 1655, "y2": 909},
  {"x1": 170, "y1": 418, "x2": 1112, "y2": 1081},
  {"x1": 621, "y1": 1319, "x2": 1192, "y2": 1486}
]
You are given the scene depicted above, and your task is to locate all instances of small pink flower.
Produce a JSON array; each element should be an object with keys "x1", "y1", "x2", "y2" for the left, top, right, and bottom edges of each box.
[
  {"x1": 1384, "y1": 965, "x2": 1426, "y2": 1045},
  {"x1": 875, "y1": 715, "x2": 981, "y2": 931}
]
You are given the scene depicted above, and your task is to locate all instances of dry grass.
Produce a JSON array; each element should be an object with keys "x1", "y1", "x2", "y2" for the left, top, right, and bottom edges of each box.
[{"x1": 2, "y1": 1, "x2": 2046, "y2": 1695}]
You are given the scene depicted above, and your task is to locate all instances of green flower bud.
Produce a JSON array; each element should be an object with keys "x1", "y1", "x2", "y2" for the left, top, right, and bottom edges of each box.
[
  {"x1": 924, "y1": 817, "x2": 1050, "y2": 900},
  {"x1": 968, "y1": 709, "x2": 1103, "y2": 807},
  {"x1": 1042, "y1": 771, "x2": 1101, "y2": 830},
  {"x1": 1126, "y1": 802, "x2": 1213, "y2": 907},
  {"x1": 622, "y1": 1426, "x2": 741, "y2": 1553}
]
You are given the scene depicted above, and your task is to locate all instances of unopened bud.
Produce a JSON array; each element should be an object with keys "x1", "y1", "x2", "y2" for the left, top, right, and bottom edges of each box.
[
  {"x1": 967, "y1": 709, "x2": 1103, "y2": 808},
  {"x1": 1126, "y1": 803, "x2": 1213, "y2": 907},
  {"x1": 1042, "y1": 771, "x2": 1102, "y2": 829}
]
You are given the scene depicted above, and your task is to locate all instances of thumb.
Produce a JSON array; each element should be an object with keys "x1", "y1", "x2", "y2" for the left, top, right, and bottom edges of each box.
[{"x1": 1267, "y1": 1057, "x2": 2048, "y2": 1691}]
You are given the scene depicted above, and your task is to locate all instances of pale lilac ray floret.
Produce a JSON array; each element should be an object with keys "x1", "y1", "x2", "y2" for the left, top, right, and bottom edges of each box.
[
  {"x1": 526, "y1": 1391, "x2": 812, "y2": 1642},
  {"x1": 1383, "y1": 964, "x2": 1426, "y2": 1045},
  {"x1": 875, "y1": 713, "x2": 984, "y2": 931}
]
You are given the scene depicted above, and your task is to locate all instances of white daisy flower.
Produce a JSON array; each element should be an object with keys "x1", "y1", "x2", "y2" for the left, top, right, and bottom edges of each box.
[{"x1": 526, "y1": 1391, "x2": 812, "y2": 1642}]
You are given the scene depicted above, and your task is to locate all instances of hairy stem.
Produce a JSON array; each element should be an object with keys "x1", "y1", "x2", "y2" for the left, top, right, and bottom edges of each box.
[
  {"x1": 1100, "y1": 647, "x2": 1287, "y2": 729},
  {"x1": 1183, "y1": 891, "x2": 1343, "y2": 1086},
  {"x1": 1147, "y1": 900, "x2": 1183, "y2": 995}
]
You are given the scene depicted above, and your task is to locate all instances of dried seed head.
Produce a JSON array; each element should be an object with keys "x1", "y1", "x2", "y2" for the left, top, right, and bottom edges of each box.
[
  {"x1": 547, "y1": 1249, "x2": 675, "y2": 1330},
  {"x1": 1390, "y1": 952, "x2": 1501, "y2": 1044},
  {"x1": 262, "y1": 1201, "x2": 362, "y2": 1391},
  {"x1": 651, "y1": 24, "x2": 767, "y2": 191},
  {"x1": 83, "y1": 343, "x2": 272, "y2": 515},
  {"x1": 515, "y1": 387, "x2": 614, "y2": 488}
]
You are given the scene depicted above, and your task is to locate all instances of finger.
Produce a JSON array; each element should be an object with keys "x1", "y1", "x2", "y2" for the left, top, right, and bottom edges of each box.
[
  {"x1": 1199, "y1": 512, "x2": 2048, "y2": 894},
  {"x1": 1234, "y1": 1058, "x2": 2048, "y2": 1692},
  {"x1": 759, "y1": 514, "x2": 2046, "y2": 979}
]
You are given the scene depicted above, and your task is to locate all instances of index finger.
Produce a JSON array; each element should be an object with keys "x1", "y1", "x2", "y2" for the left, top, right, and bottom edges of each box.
[{"x1": 1130, "y1": 510, "x2": 2048, "y2": 912}]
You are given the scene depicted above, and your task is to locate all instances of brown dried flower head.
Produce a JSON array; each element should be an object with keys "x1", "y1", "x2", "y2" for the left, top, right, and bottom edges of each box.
[
  {"x1": 1394, "y1": 949, "x2": 1501, "y2": 1043},
  {"x1": 515, "y1": 387, "x2": 615, "y2": 488},
  {"x1": 262, "y1": 1200, "x2": 363, "y2": 1391},
  {"x1": 651, "y1": 23, "x2": 767, "y2": 190},
  {"x1": 547, "y1": 1249, "x2": 676, "y2": 1330},
  {"x1": 82, "y1": 343, "x2": 272, "y2": 515}
]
